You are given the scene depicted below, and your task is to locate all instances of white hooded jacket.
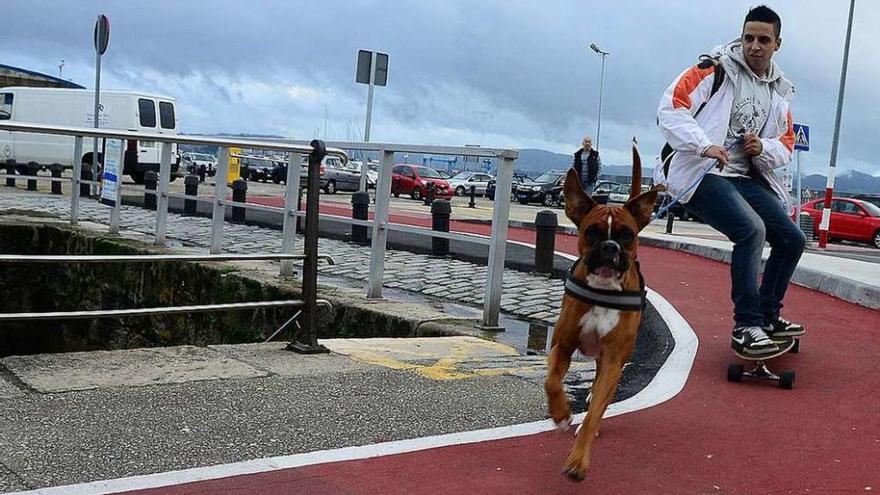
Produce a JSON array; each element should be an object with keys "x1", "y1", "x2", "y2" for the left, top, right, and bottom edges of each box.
[{"x1": 656, "y1": 40, "x2": 795, "y2": 211}]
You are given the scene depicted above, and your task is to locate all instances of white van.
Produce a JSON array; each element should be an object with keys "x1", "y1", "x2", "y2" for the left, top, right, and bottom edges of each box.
[{"x1": 0, "y1": 87, "x2": 180, "y2": 183}]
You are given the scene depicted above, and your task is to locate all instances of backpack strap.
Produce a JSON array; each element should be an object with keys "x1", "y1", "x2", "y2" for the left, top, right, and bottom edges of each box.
[{"x1": 661, "y1": 56, "x2": 726, "y2": 176}]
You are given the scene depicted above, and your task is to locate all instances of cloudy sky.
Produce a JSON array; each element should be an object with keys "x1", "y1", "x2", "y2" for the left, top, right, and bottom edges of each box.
[{"x1": 2, "y1": 1, "x2": 878, "y2": 176}]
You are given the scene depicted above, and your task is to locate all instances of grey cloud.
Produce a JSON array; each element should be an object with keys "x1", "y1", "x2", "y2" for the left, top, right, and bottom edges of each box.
[{"x1": 1, "y1": 0, "x2": 878, "y2": 175}]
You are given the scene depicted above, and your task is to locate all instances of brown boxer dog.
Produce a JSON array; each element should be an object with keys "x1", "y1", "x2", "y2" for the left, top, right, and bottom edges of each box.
[{"x1": 544, "y1": 146, "x2": 657, "y2": 482}]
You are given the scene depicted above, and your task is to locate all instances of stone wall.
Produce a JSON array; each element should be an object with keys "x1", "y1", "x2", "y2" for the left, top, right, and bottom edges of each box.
[{"x1": 0, "y1": 221, "x2": 420, "y2": 356}]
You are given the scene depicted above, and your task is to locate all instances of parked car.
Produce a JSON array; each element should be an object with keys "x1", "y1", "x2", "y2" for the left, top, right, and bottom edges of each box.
[
  {"x1": 344, "y1": 160, "x2": 378, "y2": 189},
  {"x1": 390, "y1": 164, "x2": 453, "y2": 200},
  {"x1": 269, "y1": 155, "x2": 358, "y2": 193},
  {"x1": 243, "y1": 156, "x2": 272, "y2": 182},
  {"x1": 436, "y1": 169, "x2": 454, "y2": 179},
  {"x1": 448, "y1": 171, "x2": 494, "y2": 196},
  {"x1": 854, "y1": 193, "x2": 880, "y2": 209},
  {"x1": 183, "y1": 152, "x2": 217, "y2": 176},
  {"x1": 515, "y1": 171, "x2": 566, "y2": 206},
  {"x1": 485, "y1": 173, "x2": 532, "y2": 201},
  {"x1": 801, "y1": 197, "x2": 880, "y2": 248}
]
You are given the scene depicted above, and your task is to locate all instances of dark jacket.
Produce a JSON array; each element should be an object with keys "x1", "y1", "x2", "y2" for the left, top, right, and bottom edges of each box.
[{"x1": 573, "y1": 148, "x2": 601, "y2": 185}]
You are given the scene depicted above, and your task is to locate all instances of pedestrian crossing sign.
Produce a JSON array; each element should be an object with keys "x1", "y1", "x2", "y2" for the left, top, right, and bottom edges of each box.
[{"x1": 793, "y1": 123, "x2": 809, "y2": 151}]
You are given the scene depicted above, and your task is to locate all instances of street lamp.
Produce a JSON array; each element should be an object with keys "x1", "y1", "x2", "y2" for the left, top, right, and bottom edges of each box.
[{"x1": 589, "y1": 42, "x2": 609, "y2": 151}]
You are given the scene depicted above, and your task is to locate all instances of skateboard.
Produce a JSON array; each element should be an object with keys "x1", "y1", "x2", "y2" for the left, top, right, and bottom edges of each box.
[{"x1": 727, "y1": 337, "x2": 800, "y2": 389}]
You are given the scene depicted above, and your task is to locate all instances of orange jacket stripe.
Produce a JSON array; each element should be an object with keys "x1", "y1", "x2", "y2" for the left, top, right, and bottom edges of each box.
[
  {"x1": 672, "y1": 65, "x2": 716, "y2": 110},
  {"x1": 780, "y1": 111, "x2": 794, "y2": 152}
]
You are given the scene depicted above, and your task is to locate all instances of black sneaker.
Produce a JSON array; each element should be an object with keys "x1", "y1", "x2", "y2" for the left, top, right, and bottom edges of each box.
[
  {"x1": 732, "y1": 326, "x2": 780, "y2": 356},
  {"x1": 763, "y1": 316, "x2": 806, "y2": 338}
]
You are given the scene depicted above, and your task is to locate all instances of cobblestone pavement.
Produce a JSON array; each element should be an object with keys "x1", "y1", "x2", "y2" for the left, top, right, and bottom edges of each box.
[{"x1": 0, "y1": 189, "x2": 565, "y2": 325}]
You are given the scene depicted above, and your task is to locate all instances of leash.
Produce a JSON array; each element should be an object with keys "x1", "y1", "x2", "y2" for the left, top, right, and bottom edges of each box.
[
  {"x1": 651, "y1": 135, "x2": 744, "y2": 222},
  {"x1": 563, "y1": 258, "x2": 646, "y2": 311}
]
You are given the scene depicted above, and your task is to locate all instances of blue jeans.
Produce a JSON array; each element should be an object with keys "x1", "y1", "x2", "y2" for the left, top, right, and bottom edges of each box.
[{"x1": 684, "y1": 174, "x2": 805, "y2": 328}]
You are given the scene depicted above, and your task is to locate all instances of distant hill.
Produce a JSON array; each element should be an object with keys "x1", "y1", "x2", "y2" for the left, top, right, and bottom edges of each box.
[{"x1": 801, "y1": 170, "x2": 880, "y2": 194}]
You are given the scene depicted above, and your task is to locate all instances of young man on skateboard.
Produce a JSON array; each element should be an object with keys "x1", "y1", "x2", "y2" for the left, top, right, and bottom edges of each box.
[{"x1": 656, "y1": 5, "x2": 806, "y2": 359}]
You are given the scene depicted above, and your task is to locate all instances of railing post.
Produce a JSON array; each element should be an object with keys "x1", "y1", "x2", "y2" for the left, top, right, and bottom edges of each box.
[
  {"x1": 184, "y1": 174, "x2": 199, "y2": 215},
  {"x1": 431, "y1": 199, "x2": 451, "y2": 256},
  {"x1": 287, "y1": 140, "x2": 328, "y2": 354},
  {"x1": 280, "y1": 151, "x2": 302, "y2": 277},
  {"x1": 144, "y1": 171, "x2": 158, "y2": 210},
  {"x1": 5, "y1": 159, "x2": 15, "y2": 187},
  {"x1": 154, "y1": 142, "x2": 172, "y2": 245},
  {"x1": 481, "y1": 152, "x2": 516, "y2": 330},
  {"x1": 26, "y1": 161, "x2": 38, "y2": 191},
  {"x1": 367, "y1": 149, "x2": 394, "y2": 298},
  {"x1": 70, "y1": 136, "x2": 82, "y2": 225},
  {"x1": 351, "y1": 191, "x2": 370, "y2": 244},
  {"x1": 468, "y1": 185, "x2": 477, "y2": 208},
  {"x1": 211, "y1": 147, "x2": 230, "y2": 254},
  {"x1": 231, "y1": 179, "x2": 247, "y2": 223},
  {"x1": 534, "y1": 210, "x2": 557, "y2": 274},
  {"x1": 50, "y1": 163, "x2": 63, "y2": 195}
]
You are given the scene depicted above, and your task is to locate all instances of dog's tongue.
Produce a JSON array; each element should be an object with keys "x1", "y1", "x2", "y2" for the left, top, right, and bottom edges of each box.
[{"x1": 596, "y1": 267, "x2": 616, "y2": 278}]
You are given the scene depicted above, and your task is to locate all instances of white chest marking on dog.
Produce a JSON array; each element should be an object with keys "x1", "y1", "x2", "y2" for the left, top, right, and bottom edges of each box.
[
  {"x1": 579, "y1": 274, "x2": 622, "y2": 340},
  {"x1": 607, "y1": 214, "x2": 613, "y2": 238}
]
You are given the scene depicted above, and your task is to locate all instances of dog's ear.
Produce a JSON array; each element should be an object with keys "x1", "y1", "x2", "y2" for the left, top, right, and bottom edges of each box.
[
  {"x1": 564, "y1": 168, "x2": 596, "y2": 226},
  {"x1": 624, "y1": 190, "x2": 658, "y2": 230}
]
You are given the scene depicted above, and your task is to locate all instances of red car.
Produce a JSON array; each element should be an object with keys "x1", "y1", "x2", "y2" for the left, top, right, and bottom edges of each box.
[
  {"x1": 801, "y1": 197, "x2": 880, "y2": 249},
  {"x1": 390, "y1": 164, "x2": 453, "y2": 200}
]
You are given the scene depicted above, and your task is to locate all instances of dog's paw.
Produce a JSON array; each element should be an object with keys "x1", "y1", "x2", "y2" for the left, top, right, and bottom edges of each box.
[
  {"x1": 555, "y1": 416, "x2": 572, "y2": 433},
  {"x1": 563, "y1": 465, "x2": 586, "y2": 483}
]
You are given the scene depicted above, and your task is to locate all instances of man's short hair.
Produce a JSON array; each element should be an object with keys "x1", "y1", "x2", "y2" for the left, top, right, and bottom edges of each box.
[{"x1": 744, "y1": 5, "x2": 782, "y2": 38}]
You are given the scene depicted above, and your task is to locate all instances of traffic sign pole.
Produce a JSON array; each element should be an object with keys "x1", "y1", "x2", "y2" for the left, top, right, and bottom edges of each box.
[{"x1": 819, "y1": 0, "x2": 856, "y2": 249}]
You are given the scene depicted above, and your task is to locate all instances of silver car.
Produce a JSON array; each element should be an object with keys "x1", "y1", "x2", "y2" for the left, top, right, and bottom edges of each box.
[{"x1": 448, "y1": 171, "x2": 494, "y2": 196}]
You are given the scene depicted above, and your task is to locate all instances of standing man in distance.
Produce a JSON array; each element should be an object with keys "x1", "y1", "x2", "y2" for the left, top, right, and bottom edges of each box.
[
  {"x1": 573, "y1": 135, "x2": 601, "y2": 195},
  {"x1": 656, "y1": 5, "x2": 805, "y2": 358}
]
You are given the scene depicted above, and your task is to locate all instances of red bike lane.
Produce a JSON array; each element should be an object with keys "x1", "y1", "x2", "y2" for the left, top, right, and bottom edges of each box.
[{"x1": 117, "y1": 198, "x2": 879, "y2": 494}]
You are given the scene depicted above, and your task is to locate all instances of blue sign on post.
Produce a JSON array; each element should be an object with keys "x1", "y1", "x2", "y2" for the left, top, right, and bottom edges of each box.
[{"x1": 793, "y1": 123, "x2": 810, "y2": 151}]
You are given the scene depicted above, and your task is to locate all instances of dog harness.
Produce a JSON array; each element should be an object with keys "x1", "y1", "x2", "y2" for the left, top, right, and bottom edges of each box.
[{"x1": 563, "y1": 257, "x2": 646, "y2": 311}]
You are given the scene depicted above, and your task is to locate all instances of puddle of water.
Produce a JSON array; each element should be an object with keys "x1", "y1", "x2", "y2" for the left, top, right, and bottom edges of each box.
[{"x1": 316, "y1": 273, "x2": 561, "y2": 355}]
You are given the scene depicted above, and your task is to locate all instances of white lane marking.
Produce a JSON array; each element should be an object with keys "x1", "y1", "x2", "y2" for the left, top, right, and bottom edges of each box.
[{"x1": 9, "y1": 244, "x2": 698, "y2": 495}]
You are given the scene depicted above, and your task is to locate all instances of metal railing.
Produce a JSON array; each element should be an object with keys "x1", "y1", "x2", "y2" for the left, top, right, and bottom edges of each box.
[
  {"x1": 0, "y1": 122, "x2": 519, "y2": 330},
  {"x1": 0, "y1": 253, "x2": 333, "y2": 347},
  {"x1": 0, "y1": 121, "x2": 345, "y2": 350}
]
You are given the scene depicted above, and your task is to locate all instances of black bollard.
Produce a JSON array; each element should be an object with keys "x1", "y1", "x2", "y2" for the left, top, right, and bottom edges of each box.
[
  {"x1": 665, "y1": 210, "x2": 674, "y2": 234},
  {"x1": 535, "y1": 210, "x2": 558, "y2": 274},
  {"x1": 5, "y1": 159, "x2": 16, "y2": 187},
  {"x1": 232, "y1": 179, "x2": 247, "y2": 222},
  {"x1": 184, "y1": 174, "x2": 199, "y2": 215},
  {"x1": 144, "y1": 171, "x2": 158, "y2": 209},
  {"x1": 431, "y1": 199, "x2": 451, "y2": 257},
  {"x1": 50, "y1": 163, "x2": 63, "y2": 195},
  {"x1": 423, "y1": 182, "x2": 436, "y2": 206},
  {"x1": 468, "y1": 185, "x2": 477, "y2": 208},
  {"x1": 26, "y1": 162, "x2": 39, "y2": 191},
  {"x1": 351, "y1": 191, "x2": 370, "y2": 244},
  {"x1": 80, "y1": 164, "x2": 92, "y2": 198}
]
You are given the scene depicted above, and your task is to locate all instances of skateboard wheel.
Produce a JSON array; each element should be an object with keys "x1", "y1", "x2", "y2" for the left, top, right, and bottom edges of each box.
[
  {"x1": 790, "y1": 339, "x2": 800, "y2": 354},
  {"x1": 727, "y1": 363, "x2": 744, "y2": 382},
  {"x1": 779, "y1": 370, "x2": 795, "y2": 389}
]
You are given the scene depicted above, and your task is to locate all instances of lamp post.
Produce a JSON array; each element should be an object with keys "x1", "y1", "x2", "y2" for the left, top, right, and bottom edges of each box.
[{"x1": 589, "y1": 42, "x2": 609, "y2": 151}]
